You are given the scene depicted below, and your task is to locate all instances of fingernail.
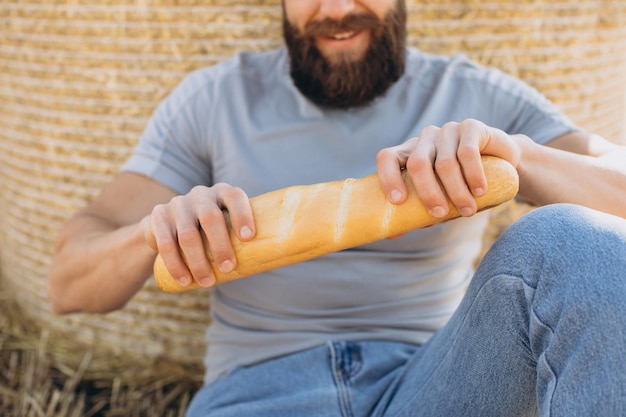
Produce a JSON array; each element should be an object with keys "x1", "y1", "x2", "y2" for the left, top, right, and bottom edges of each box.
[
  {"x1": 200, "y1": 277, "x2": 214, "y2": 287},
  {"x1": 473, "y1": 187, "x2": 484, "y2": 196},
  {"x1": 240, "y1": 226, "x2": 252, "y2": 239},
  {"x1": 178, "y1": 276, "x2": 191, "y2": 286},
  {"x1": 430, "y1": 206, "x2": 447, "y2": 218},
  {"x1": 219, "y1": 260, "x2": 234, "y2": 273},
  {"x1": 390, "y1": 189, "x2": 403, "y2": 203}
]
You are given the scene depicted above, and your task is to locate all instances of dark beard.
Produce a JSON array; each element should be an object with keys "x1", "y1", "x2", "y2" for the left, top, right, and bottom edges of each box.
[{"x1": 283, "y1": 2, "x2": 407, "y2": 110}]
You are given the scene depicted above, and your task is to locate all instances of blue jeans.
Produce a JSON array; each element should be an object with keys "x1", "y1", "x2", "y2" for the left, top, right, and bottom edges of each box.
[{"x1": 186, "y1": 204, "x2": 626, "y2": 417}]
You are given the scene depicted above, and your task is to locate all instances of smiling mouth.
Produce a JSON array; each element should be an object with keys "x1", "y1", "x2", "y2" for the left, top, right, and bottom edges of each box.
[{"x1": 328, "y1": 31, "x2": 356, "y2": 40}]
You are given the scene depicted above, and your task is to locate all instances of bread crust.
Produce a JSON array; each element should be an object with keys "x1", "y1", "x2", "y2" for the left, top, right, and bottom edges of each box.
[{"x1": 154, "y1": 156, "x2": 519, "y2": 292}]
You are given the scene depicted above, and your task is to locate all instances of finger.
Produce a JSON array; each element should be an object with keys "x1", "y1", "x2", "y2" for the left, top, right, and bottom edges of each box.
[
  {"x1": 434, "y1": 122, "x2": 477, "y2": 217},
  {"x1": 482, "y1": 124, "x2": 522, "y2": 168},
  {"x1": 167, "y1": 192, "x2": 219, "y2": 287},
  {"x1": 457, "y1": 119, "x2": 488, "y2": 197},
  {"x1": 405, "y1": 126, "x2": 448, "y2": 218},
  {"x1": 216, "y1": 185, "x2": 256, "y2": 242},
  {"x1": 376, "y1": 138, "x2": 417, "y2": 204},
  {"x1": 184, "y1": 186, "x2": 234, "y2": 286},
  {"x1": 150, "y1": 202, "x2": 195, "y2": 287}
]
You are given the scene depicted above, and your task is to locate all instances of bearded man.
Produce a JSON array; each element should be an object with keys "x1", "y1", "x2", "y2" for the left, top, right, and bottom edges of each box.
[{"x1": 47, "y1": 1, "x2": 626, "y2": 416}]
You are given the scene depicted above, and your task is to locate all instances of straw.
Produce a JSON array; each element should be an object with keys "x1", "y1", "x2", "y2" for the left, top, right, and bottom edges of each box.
[
  {"x1": 0, "y1": 285, "x2": 200, "y2": 416},
  {"x1": 0, "y1": 0, "x2": 624, "y2": 392}
]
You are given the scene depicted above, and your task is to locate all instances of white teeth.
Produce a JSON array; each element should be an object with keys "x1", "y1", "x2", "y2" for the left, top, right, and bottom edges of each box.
[{"x1": 331, "y1": 31, "x2": 354, "y2": 40}]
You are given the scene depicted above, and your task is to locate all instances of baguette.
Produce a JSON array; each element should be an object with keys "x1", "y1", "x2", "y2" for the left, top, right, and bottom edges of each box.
[{"x1": 154, "y1": 155, "x2": 519, "y2": 292}]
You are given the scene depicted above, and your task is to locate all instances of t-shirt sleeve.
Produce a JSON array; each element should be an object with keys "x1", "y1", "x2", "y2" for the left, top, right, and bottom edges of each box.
[
  {"x1": 473, "y1": 61, "x2": 581, "y2": 144},
  {"x1": 121, "y1": 70, "x2": 213, "y2": 195}
]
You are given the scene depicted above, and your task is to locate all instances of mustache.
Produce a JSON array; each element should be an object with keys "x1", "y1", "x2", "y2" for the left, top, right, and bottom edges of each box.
[{"x1": 303, "y1": 13, "x2": 384, "y2": 38}]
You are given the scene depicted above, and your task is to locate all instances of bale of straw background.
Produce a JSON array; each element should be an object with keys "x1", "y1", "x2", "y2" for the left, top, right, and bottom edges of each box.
[{"x1": 0, "y1": 0, "x2": 625, "y2": 385}]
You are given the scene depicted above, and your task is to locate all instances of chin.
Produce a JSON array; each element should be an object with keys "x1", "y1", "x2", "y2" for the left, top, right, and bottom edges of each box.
[{"x1": 324, "y1": 49, "x2": 368, "y2": 66}]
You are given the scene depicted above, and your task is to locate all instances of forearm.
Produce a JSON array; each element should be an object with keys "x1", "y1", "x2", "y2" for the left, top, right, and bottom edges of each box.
[
  {"x1": 47, "y1": 215, "x2": 157, "y2": 314},
  {"x1": 515, "y1": 135, "x2": 626, "y2": 218}
]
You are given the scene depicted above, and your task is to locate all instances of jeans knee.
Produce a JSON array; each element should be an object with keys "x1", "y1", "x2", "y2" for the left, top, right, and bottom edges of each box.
[
  {"x1": 499, "y1": 203, "x2": 625, "y2": 255},
  {"x1": 481, "y1": 204, "x2": 626, "y2": 290},
  {"x1": 500, "y1": 202, "x2": 625, "y2": 290},
  {"x1": 473, "y1": 205, "x2": 626, "y2": 347}
]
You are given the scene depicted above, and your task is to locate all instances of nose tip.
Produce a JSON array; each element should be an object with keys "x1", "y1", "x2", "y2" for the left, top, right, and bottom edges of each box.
[{"x1": 319, "y1": 0, "x2": 356, "y2": 20}]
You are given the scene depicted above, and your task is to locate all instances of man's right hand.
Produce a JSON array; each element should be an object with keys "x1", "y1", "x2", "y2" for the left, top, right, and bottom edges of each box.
[
  {"x1": 145, "y1": 183, "x2": 256, "y2": 288},
  {"x1": 48, "y1": 172, "x2": 256, "y2": 314}
]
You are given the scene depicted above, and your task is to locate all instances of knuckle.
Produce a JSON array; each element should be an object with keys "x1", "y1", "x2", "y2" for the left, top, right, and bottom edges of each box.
[
  {"x1": 157, "y1": 238, "x2": 179, "y2": 254},
  {"x1": 460, "y1": 118, "x2": 479, "y2": 127},
  {"x1": 441, "y1": 121, "x2": 459, "y2": 132},
  {"x1": 460, "y1": 118, "x2": 484, "y2": 133},
  {"x1": 177, "y1": 226, "x2": 200, "y2": 245},
  {"x1": 420, "y1": 125, "x2": 439, "y2": 137},
  {"x1": 405, "y1": 155, "x2": 427, "y2": 172},
  {"x1": 168, "y1": 194, "x2": 187, "y2": 209},
  {"x1": 456, "y1": 144, "x2": 476, "y2": 160},
  {"x1": 220, "y1": 186, "x2": 245, "y2": 202},
  {"x1": 434, "y1": 157, "x2": 457, "y2": 174},
  {"x1": 188, "y1": 185, "x2": 213, "y2": 203},
  {"x1": 189, "y1": 184, "x2": 208, "y2": 195},
  {"x1": 150, "y1": 203, "x2": 168, "y2": 219},
  {"x1": 211, "y1": 182, "x2": 230, "y2": 195},
  {"x1": 198, "y1": 206, "x2": 225, "y2": 226}
]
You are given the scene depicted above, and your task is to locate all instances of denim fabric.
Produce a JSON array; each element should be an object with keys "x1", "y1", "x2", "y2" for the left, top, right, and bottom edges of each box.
[{"x1": 186, "y1": 204, "x2": 626, "y2": 417}]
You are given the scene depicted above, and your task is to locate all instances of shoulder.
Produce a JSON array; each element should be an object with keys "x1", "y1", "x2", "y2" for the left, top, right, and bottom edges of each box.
[
  {"x1": 399, "y1": 48, "x2": 575, "y2": 140},
  {"x1": 403, "y1": 48, "x2": 528, "y2": 95},
  {"x1": 183, "y1": 48, "x2": 288, "y2": 92},
  {"x1": 156, "y1": 48, "x2": 288, "y2": 120}
]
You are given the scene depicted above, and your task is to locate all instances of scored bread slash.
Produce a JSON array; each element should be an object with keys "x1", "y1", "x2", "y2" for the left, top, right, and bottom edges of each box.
[
  {"x1": 336, "y1": 178, "x2": 356, "y2": 242},
  {"x1": 154, "y1": 156, "x2": 519, "y2": 293}
]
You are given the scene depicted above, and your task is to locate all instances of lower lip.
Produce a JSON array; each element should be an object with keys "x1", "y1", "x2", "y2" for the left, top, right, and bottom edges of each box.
[{"x1": 315, "y1": 30, "x2": 370, "y2": 55}]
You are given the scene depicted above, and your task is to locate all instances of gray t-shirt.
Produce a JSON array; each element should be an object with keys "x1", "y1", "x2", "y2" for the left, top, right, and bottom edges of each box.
[{"x1": 123, "y1": 47, "x2": 577, "y2": 383}]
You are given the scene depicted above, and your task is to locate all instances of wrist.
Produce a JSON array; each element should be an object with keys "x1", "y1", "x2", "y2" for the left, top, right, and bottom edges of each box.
[
  {"x1": 511, "y1": 134, "x2": 537, "y2": 171},
  {"x1": 137, "y1": 215, "x2": 158, "y2": 254}
]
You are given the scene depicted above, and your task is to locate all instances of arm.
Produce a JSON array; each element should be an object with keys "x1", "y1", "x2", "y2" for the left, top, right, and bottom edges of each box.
[
  {"x1": 47, "y1": 172, "x2": 176, "y2": 314},
  {"x1": 516, "y1": 131, "x2": 626, "y2": 217},
  {"x1": 376, "y1": 119, "x2": 626, "y2": 219},
  {"x1": 48, "y1": 171, "x2": 257, "y2": 314}
]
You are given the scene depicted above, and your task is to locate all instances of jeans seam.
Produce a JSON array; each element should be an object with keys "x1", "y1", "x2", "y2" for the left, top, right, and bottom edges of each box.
[
  {"x1": 329, "y1": 341, "x2": 354, "y2": 417},
  {"x1": 530, "y1": 307, "x2": 557, "y2": 417}
]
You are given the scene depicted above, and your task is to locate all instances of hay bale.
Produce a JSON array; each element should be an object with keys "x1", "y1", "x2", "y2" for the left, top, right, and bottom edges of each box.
[
  {"x1": 0, "y1": 0, "x2": 624, "y2": 382},
  {"x1": 0, "y1": 286, "x2": 199, "y2": 416}
]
